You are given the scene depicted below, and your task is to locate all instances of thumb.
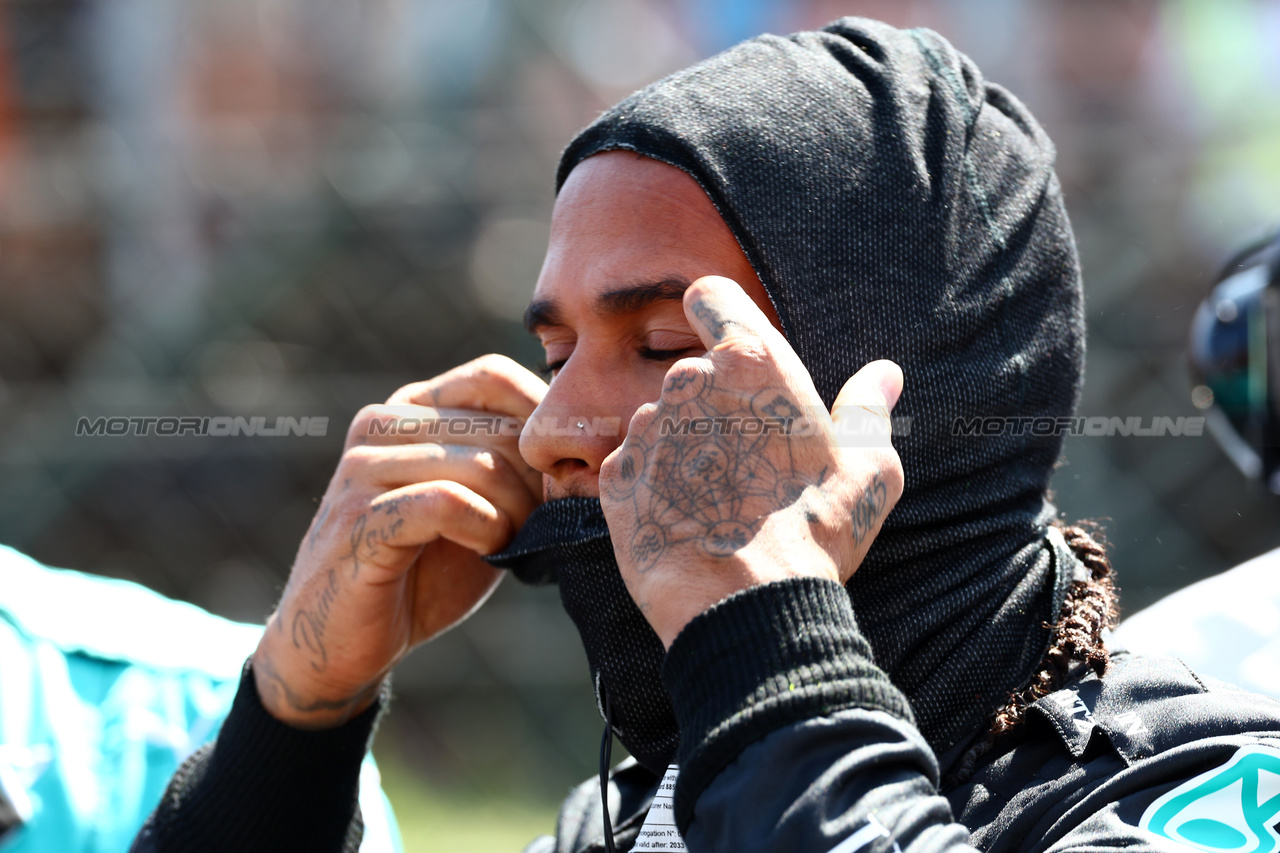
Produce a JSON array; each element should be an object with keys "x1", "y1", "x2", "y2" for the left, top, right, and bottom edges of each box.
[{"x1": 830, "y1": 360, "x2": 903, "y2": 449}]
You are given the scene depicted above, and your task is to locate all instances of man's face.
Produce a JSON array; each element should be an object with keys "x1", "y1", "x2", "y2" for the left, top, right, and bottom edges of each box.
[{"x1": 520, "y1": 151, "x2": 782, "y2": 500}]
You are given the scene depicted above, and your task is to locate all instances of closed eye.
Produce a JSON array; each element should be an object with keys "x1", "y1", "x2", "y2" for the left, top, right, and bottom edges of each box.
[
  {"x1": 538, "y1": 347, "x2": 699, "y2": 380},
  {"x1": 536, "y1": 358, "x2": 567, "y2": 379},
  {"x1": 640, "y1": 347, "x2": 702, "y2": 362}
]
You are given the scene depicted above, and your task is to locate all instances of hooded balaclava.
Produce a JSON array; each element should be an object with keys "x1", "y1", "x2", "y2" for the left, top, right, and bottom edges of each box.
[{"x1": 488, "y1": 17, "x2": 1084, "y2": 774}]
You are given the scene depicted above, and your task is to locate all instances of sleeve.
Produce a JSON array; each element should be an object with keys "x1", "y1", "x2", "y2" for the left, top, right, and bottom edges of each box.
[
  {"x1": 130, "y1": 662, "x2": 385, "y2": 853},
  {"x1": 661, "y1": 577, "x2": 980, "y2": 853}
]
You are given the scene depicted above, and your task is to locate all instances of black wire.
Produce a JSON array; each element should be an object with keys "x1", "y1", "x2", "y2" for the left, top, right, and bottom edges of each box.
[{"x1": 599, "y1": 686, "x2": 617, "y2": 853}]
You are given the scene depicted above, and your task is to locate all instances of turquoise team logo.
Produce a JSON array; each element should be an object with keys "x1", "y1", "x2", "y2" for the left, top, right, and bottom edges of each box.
[{"x1": 1140, "y1": 745, "x2": 1280, "y2": 853}]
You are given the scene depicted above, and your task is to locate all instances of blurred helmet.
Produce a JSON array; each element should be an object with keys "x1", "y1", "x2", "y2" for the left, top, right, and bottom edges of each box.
[{"x1": 1189, "y1": 228, "x2": 1280, "y2": 492}]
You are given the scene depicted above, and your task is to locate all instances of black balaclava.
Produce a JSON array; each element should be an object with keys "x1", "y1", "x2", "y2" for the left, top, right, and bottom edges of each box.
[{"x1": 487, "y1": 16, "x2": 1084, "y2": 773}]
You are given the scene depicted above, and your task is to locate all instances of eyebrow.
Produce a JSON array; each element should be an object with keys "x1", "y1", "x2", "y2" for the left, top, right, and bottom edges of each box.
[{"x1": 524, "y1": 278, "x2": 691, "y2": 333}]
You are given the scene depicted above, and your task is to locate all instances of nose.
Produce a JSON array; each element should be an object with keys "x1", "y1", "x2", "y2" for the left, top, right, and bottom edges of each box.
[{"x1": 519, "y1": 360, "x2": 628, "y2": 492}]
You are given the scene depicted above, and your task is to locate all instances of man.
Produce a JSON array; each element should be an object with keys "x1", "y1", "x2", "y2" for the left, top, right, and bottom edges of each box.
[{"x1": 134, "y1": 17, "x2": 1280, "y2": 853}]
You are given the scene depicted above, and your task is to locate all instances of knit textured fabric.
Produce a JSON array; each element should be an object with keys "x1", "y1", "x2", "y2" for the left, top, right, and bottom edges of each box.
[
  {"x1": 494, "y1": 15, "x2": 1084, "y2": 759},
  {"x1": 132, "y1": 663, "x2": 377, "y2": 853},
  {"x1": 662, "y1": 576, "x2": 915, "y2": 831},
  {"x1": 488, "y1": 497, "x2": 678, "y2": 775}
]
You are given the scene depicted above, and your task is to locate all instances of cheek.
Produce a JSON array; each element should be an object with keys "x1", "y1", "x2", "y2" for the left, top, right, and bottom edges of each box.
[{"x1": 633, "y1": 356, "x2": 683, "y2": 395}]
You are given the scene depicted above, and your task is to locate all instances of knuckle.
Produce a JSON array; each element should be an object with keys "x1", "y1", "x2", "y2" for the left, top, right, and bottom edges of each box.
[
  {"x1": 879, "y1": 451, "x2": 906, "y2": 498},
  {"x1": 469, "y1": 354, "x2": 521, "y2": 387},
  {"x1": 670, "y1": 355, "x2": 704, "y2": 372},
  {"x1": 472, "y1": 352, "x2": 517, "y2": 373},
  {"x1": 469, "y1": 448, "x2": 500, "y2": 476},
  {"x1": 421, "y1": 480, "x2": 464, "y2": 515},
  {"x1": 721, "y1": 338, "x2": 773, "y2": 368},
  {"x1": 658, "y1": 362, "x2": 709, "y2": 401},
  {"x1": 628, "y1": 402, "x2": 659, "y2": 432},
  {"x1": 418, "y1": 441, "x2": 447, "y2": 463},
  {"x1": 339, "y1": 443, "x2": 379, "y2": 474},
  {"x1": 387, "y1": 380, "x2": 429, "y2": 404},
  {"x1": 347, "y1": 405, "x2": 386, "y2": 441}
]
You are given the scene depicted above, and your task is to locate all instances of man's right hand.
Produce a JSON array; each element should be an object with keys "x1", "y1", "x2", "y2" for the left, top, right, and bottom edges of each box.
[{"x1": 252, "y1": 355, "x2": 547, "y2": 729}]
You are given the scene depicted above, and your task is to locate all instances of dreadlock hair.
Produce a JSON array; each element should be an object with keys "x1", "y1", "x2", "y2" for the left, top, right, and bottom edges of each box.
[{"x1": 945, "y1": 520, "x2": 1120, "y2": 787}]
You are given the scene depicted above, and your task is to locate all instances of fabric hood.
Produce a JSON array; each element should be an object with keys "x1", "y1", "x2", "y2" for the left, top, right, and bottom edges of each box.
[{"x1": 498, "y1": 16, "x2": 1086, "y2": 757}]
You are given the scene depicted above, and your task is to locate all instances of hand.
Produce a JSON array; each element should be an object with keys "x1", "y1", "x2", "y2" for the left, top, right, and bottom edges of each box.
[
  {"x1": 253, "y1": 355, "x2": 546, "y2": 728},
  {"x1": 599, "y1": 276, "x2": 904, "y2": 648}
]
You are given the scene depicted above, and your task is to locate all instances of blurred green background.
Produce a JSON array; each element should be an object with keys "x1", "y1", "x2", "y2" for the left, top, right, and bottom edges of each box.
[{"x1": 3, "y1": 0, "x2": 1280, "y2": 849}]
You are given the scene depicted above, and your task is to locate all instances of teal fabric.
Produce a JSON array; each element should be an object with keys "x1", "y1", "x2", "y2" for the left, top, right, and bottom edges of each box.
[{"x1": 0, "y1": 544, "x2": 403, "y2": 853}]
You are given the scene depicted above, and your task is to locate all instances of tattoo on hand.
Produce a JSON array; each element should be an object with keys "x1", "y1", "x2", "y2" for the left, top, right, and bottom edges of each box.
[
  {"x1": 611, "y1": 371, "x2": 830, "y2": 568},
  {"x1": 291, "y1": 568, "x2": 340, "y2": 671},
  {"x1": 348, "y1": 513, "x2": 367, "y2": 579},
  {"x1": 376, "y1": 495, "x2": 411, "y2": 516},
  {"x1": 288, "y1": 504, "x2": 409, "y2": 676},
  {"x1": 308, "y1": 501, "x2": 332, "y2": 551},
  {"x1": 851, "y1": 473, "x2": 888, "y2": 549}
]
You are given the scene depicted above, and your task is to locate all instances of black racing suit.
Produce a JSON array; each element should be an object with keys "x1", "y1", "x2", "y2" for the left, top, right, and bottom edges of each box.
[{"x1": 132, "y1": 577, "x2": 1280, "y2": 853}]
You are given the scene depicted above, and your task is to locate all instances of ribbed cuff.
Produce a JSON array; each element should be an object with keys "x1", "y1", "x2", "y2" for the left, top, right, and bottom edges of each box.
[
  {"x1": 144, "y1": 661, "x2": 386, "y2": 853},
  {"x1": 661, "y1": 577, "x2": 914, "y2": 833}
]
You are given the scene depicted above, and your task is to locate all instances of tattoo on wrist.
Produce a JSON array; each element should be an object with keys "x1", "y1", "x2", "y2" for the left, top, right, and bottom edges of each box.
[{"x1": 254, "y1": 653, "x2": 380, "y2": 723}]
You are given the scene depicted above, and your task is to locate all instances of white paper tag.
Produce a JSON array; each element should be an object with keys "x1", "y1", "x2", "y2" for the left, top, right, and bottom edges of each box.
[{"x1": 632, "y1": 764, "x2": 686, "y2": 851}]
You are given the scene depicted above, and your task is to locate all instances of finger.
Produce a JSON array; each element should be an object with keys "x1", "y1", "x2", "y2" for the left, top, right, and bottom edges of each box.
[
  {"x1": 683, "y1": 275, "x2": 787, "y2": 351},
  {"x1": 350, "y1": 403, "x2": 521, "y2": 446},
  {"x1": 366, "y1": 480, "x2": 515, "y2": 557},
  {"x1": 830, "y1": 360, "x2": 903, "y2": 450},
  {"x1": 406, "y1": 538, "x2": 505, "y2": 644},
  {"x1": 626, "y1": 401, "x2": 661, "y2": 437},
  {"x1": 346, "y1": 443, "x2": 540, "y2": 526},
  {"x1": 387, "y1": 354, "x2": 547, "y2": 418},
  {"x1": 346, "y1": 404, "x2": 537, "y2": 499},
  {"x1": 844, "y1": 460, "x2": 903, "y2": 581},
  {"x1": 831, "y1": 360, "x2": 903, "y2": 415}
]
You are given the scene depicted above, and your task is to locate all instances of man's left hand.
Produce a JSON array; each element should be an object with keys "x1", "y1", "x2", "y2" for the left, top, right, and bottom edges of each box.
[{"x1": 599, "y1": 276, "x2": 904, "y2": 648}]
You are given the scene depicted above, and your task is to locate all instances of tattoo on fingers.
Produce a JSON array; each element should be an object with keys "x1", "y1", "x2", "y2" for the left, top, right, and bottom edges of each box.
[
  {"x1": 663, "y1": 367, "x2": 708, "y2": 403},
  {"x1": 851, "y1": 473, "x2": 888, "y2": 549},
  {"x1": 691, "y1": 298, "x2": 746, "y2": 342}
]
